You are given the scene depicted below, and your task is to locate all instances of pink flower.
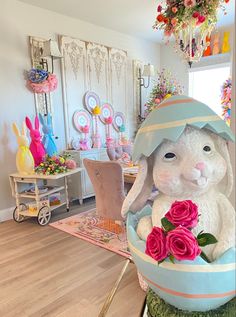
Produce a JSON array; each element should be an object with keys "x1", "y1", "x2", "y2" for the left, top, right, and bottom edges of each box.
[
  {"x1": 47, "y1": 74, "x2": 58, "y2": 92},
  {"x1": 192, "y1": 11, "x2": 200, "y2": 18},
  {"x1": 171, "y1": 18, "x2": 178, "y2": 26},
  {"x1": 81, "y1": 124, "x2": 89, "y2": 133},
  {"x1": 184, "y1": 0, "x2": 196, "y2": 8},
  {"x1": 145, "y1": 227, "x2": 168, "y2": 262},
  {"x1": 164, "y1": 29, "x2": 173, "y2": 37},
  {"x1": 65, "y1": 159, "x2": 77, "y2": 169},
  {"x1": 157, "y1": 4, "x2": 162, "y2": 12},
  {"x1": 198, "y1": 15, "x2": 206, "y2": 24},
  {"x1": 105, "y1": 116, "x2": 113, "y2": 124},
  {"x1": 172, "y1": 7, "x2": 178, "y2": 13},
  {"x1": 154, "y1": 98, "x2": 161, "y2": 104},
  {"x1": 166, "y1": 227, "x2": 201, "y2": 261},
  {"x1": 165, "y1": 200, "x2": 198, "y2": 228}
]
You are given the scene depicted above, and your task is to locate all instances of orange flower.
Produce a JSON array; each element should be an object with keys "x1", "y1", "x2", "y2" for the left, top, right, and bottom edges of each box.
[
  {"x1": 172, "y1": 7, "x2": 178, "y2": 13},
  {"x1": 163, "y1": 17, "x2": 169, "y2": 24},
  {"x1": 171, "y1": 18, "x2": 178, "y2": 26},
  {"x1": 157, "y1": 14, "x2": 164, "y2": 22}
]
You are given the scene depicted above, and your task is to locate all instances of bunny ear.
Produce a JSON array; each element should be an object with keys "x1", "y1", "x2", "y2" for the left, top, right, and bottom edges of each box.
[
  {"x1": 121, "y1": 155, "x2": 154, "y2": 217},
  {"x1": 215, "y1": 136, "x2": 233, "y2": 197},
  {"x1": 25, "y1": 117, "x2": 33, "y2": 131},
  {"x1": 35, "y1": 115, "x2": 39, "y2": 130},
  {"x1": 12, "y1": 123, "x2": 20, "y2": 137},
  {"x1": 21, "y1": 122, "x2": 27, "y2": 136},
  {"x1": 38, "y1": 113, "x2": 45, "y2": 126},
  {"x1": 47, "y1": 114, "x2": 52, "y2": 127}
]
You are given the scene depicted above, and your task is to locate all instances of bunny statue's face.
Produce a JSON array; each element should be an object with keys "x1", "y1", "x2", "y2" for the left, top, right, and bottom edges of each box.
[
  {"x1": 17, "y1": 135, "x2": 29, "y2": 147},
  {"x1": 153, "y1": 127, "x2": 227, "y2": 197},
  {"x1": 30, "y1": 130, "x2": 41, "y2": 142}
]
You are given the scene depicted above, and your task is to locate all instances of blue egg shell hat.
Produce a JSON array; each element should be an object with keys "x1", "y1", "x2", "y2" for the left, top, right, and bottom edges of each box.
[{"x1": 133, "y1": 95, "x2": 235, "y2": 162}]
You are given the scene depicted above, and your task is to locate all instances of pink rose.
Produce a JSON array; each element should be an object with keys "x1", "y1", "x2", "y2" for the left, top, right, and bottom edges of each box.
[
  {"x1": 198, "y1": 15, "x2": 206, "y2": 24},
  {"x1": 145, "y1": 227, "x2": 168, "y2": 262},
  {"x1": 166, "y1": 227, "x2": 201, "y2": 261},
  {"x1": 192, "y1": 11, "x2": 200, "y2": 18},
  {"x1": 165, "y1": 200, "x2": 198, "y2": 228}
]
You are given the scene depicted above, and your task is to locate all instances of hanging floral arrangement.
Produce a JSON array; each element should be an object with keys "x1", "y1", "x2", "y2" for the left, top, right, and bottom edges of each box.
[
  {"x1": 27, "y1": 68, "x2": 58, "y2": 94},
  {"x1": 144, "y1": 69, "x2": 183, "y2": 117},
  {"x1": 153, "y1": 0, "x2": 229, "y2": 38},
  {"x1": 153, "y1": 1, "x2": 230, "y2": 65},
  {"x1": 221, "y1": 78, "x2": 232, "y2": 126}
]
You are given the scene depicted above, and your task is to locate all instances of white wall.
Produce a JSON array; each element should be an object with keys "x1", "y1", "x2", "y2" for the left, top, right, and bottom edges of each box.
[
  {"x1": 0, "y1": 0, "x2": 160, "y2": 216},
  {"x1": 160, "y1": 45, "x2": 189, "y2": 94}
]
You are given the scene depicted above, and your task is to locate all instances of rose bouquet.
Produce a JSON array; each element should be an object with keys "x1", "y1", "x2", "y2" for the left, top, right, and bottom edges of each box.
[
  {"x1": 35, "y1": 154, "x2": 76, "y2": 175},
  {"x1": 145, "y1": 200, "x2": 217, "y2": 264}
]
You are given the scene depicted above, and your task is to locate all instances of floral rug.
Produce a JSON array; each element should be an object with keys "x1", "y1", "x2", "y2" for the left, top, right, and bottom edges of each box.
[{"x1": 50, "y1": 209, "x2": 131, "y2": 259}]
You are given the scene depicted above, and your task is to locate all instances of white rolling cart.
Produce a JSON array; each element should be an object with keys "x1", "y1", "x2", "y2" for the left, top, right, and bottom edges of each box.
[{"x1": 9, "y1": 167, "x2": 83, "y2": 226}]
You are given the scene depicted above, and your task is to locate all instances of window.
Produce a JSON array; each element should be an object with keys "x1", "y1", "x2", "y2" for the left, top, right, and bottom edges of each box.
[{"x1": 189, "y1": 65, "x2": 230, "y2": 117}]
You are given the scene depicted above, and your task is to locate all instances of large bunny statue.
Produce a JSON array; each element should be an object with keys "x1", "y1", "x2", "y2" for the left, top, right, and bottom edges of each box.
[
  {"x1": 25, "y1": 115, "x2": 46, "y2": 166},
  {"x1": 12, "y1": 122, "x2": 34, "y2": 174},
  {"x1": 122, "y1": 96, "x2": 235, "y2": 312},
  {"x1": 39, "y1": 113, "x2": 58, "y2": 157}
]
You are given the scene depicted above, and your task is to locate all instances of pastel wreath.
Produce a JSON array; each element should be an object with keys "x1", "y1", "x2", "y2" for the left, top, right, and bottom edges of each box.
[{"x1": 27, "y1": 68, "x2": 58, "y2": 94}]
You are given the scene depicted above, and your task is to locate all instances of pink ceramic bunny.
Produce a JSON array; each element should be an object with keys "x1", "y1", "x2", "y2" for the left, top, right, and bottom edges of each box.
[{"x1": 25, "y1": 115, "x2": 46, "y2": 166}]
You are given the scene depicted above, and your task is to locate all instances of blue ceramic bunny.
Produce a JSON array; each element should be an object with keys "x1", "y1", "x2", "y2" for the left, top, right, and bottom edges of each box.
[{"x1": 39, "y1": 113, "x2": 58, "y2": 157}]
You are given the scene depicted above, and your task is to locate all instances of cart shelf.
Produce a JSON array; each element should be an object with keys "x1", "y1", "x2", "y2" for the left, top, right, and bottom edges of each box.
[{"x1": 19, "y1": 186, "x2": 65, "y2": 199}]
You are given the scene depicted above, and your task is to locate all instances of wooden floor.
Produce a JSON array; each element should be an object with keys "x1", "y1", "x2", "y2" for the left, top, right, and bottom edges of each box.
[{"x1": 0, "y1": 200, "x2": 145, "y2": 317}]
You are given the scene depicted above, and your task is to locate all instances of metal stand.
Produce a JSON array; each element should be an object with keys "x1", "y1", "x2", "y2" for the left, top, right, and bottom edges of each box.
[{"x1": 98, "y1": 259, "x2": 130, "y2": 317}]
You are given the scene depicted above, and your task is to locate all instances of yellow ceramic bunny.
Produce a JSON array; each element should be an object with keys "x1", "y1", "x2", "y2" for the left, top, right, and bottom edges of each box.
[
  {"x1": 12, "y1": 122, "x2": 34, "y2": 174},
  {"x1": 222, "y1": 31, "x2": 230, "y2": 53}
]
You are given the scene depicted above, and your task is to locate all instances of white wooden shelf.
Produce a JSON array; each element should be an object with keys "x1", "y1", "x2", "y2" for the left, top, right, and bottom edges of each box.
[{"x1": 18, "y1": 186, "x2": 65, "y2": 199}]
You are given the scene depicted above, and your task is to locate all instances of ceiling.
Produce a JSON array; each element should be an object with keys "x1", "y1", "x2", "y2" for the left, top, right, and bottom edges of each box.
[{"x1": 19, "y1": 0, "x2": 235, "y2": 43}]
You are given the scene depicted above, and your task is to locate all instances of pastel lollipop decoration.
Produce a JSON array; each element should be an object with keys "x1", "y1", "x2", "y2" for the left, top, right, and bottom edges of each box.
[
  {"x1": 100, "y1": 103, "x2": 114, "y2": 148},
  {"x1": 73, "y1": 110, "x2": 92, "y2": 150},
  {"x1": 104, "y1": 116, "x2": 114, "y2": 148},
  {"x1": 119, "y1": 123, "x2": 126, "y2": 144},
  {"x1": 91, "y1": 105, "x2": 102, "y2": 148},
  {"x1": 84, "y1": 91, "x2": 102, "y2": 149},
  {"x1": 80, "y1": 124, "x2": 91, "y2": 150}
]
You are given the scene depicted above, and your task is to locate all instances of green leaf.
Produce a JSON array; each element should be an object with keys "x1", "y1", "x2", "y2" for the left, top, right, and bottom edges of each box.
[
  {"x1": 169, "y1": 254, "x2": 175, "y2": 264},
  {"x1": 161, "y1": 217, "x2": 175, "y2": 232},
  {"x1": 197, "y1": 233, "x2": 218, "y2": 247},
  {"x1": 200, "y1": 251, "x2": 211, "y2": 263}
]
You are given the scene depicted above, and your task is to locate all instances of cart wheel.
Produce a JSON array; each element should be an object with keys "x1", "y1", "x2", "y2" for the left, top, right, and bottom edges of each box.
[
  {"x1": 37, "y1": 206, "x2": 51, "y2": 226},
  {"x1": 13, "y1": 203, "x2": 27, "y2": 223}
]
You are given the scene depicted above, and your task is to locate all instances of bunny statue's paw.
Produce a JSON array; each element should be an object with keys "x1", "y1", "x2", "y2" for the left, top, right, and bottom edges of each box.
[{"x1": 136, "y1": 216, "x2": 152, "y2": 241}]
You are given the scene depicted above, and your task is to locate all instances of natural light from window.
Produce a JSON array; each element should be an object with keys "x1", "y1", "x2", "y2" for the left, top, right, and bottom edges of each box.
[{"x1": 189, "y1": 65, "x2": 230, "y2": 117}]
